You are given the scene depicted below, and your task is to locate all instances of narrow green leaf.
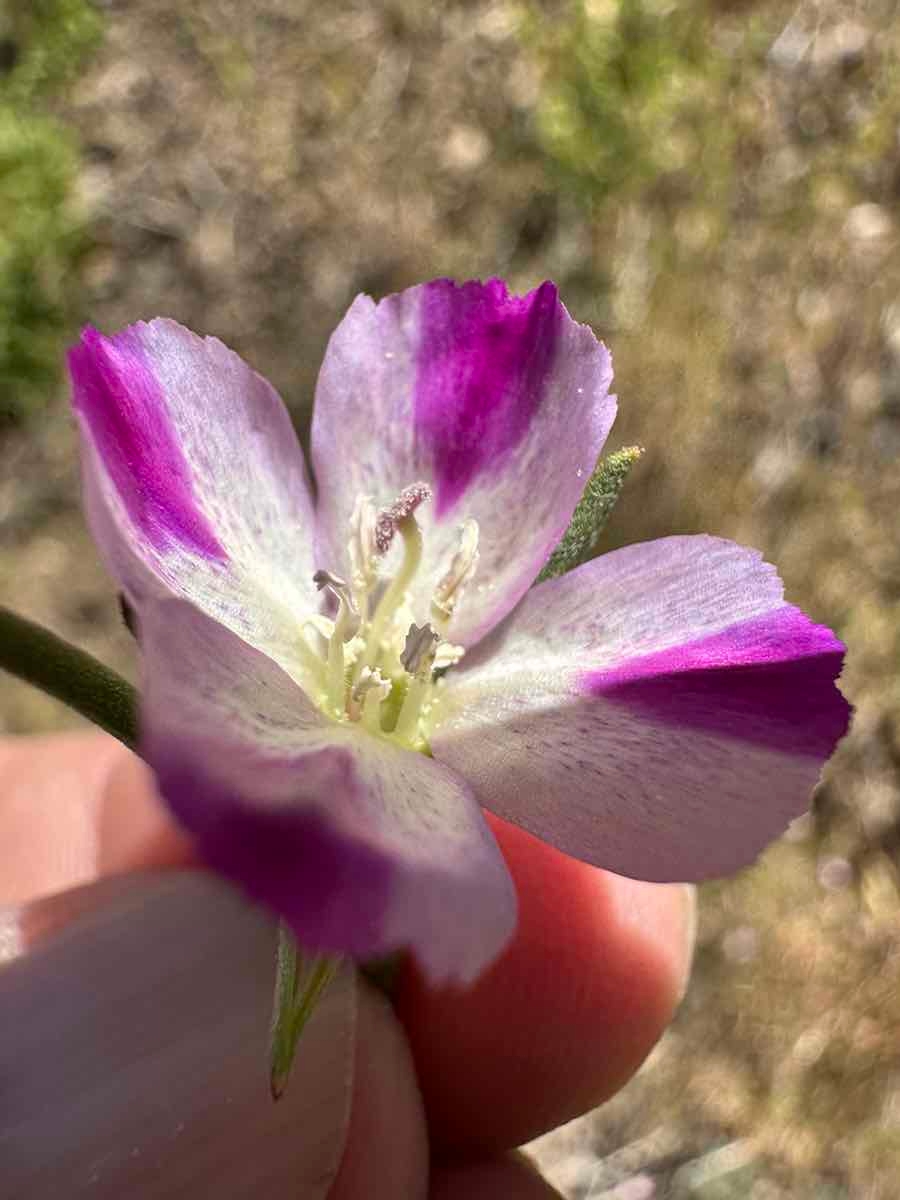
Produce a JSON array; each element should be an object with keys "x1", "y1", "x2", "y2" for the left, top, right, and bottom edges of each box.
[{"x1": 537, "y1": 445, "x2": 644, "y2": 584}]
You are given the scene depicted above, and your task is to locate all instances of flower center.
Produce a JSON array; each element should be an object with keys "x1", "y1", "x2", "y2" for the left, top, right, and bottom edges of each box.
[{"x1": 308, "y1": 482, "x2": 478, "y2": 751}]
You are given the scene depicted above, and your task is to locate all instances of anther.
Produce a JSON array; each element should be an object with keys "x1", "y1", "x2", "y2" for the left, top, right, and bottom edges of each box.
[
  {"x1": 434, "y1": 642, "x2": 465, "y2": 671},
  {"x1": 313, "y1": 568, "x2": 349, "y2": 594},
  {"x1": 348, "y1": 666, "x2": 391, "y2": 728},
  {"x1": 400, "y1": 621, "x2": 440, "y2": 678},
  {"x1": 375, "y1": 482, "x2": 432, "y2": 555},
  {"x1": 313, "y1": 570, "x2": 360, "y2": 641},
  {"x1": 432, "y1": 518, "x2": 480, "y2": 626}
]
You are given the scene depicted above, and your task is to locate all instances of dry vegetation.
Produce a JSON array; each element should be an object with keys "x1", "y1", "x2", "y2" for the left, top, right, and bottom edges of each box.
[{"x1": 1, "y1": 1, "x2": 898, "y2": 1195}]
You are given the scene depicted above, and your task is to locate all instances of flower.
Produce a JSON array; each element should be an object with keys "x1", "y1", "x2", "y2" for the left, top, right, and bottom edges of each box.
[{"x1": 68, "y1": 278, "x2": 850, "y2": 985}]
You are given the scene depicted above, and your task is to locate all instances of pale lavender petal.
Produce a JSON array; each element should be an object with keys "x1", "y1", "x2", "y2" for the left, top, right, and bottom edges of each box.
[
  {"x1": 430, "y1": 536, "x2": 850, "y2": 882},
  {"x1": 311, "y1": 278, "x2": 615, "y2": 647},
  {"x1": 140, "y1": 599, "x2": 517, "y2": 984},
  {"x1": 69, "y1": 321, "x2": 321, "y2": 683}
]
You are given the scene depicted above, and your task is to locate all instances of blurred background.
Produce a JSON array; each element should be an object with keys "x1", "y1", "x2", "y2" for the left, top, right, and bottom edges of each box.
[{"x1": 0, "y1": 0, "x2": 898, "y2": 1195}]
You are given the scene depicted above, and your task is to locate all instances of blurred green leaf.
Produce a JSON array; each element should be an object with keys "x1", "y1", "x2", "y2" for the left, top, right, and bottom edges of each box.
[
  {"x1": 2, "y1": 0, "x2": 103, "y2": 105},
  {"x1": 0, "y1": 0, "x2": 102, "y2": 427},
  {"x1": 523, "y1": 0, "x2": 732, "y2": 204}
]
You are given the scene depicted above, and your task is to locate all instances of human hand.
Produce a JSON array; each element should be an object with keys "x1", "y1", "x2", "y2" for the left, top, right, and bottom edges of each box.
[{"x1": 0, "y1": 733, "x2": 694, "y2": 1198}]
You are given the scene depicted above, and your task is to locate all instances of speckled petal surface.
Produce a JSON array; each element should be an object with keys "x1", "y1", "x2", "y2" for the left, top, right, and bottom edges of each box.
[
  {"x1": 140, "y1": 599, "x2": 517, "y2": 984},
  {"x1": 430, "y1": 535, "x2": 850, "y2": 882},
  {"x1": 311, "y1": 278, "x2": 615, "y2": 648},
  {"x1": 70, "y1": 321, "x2": 320, "y2": 685}
]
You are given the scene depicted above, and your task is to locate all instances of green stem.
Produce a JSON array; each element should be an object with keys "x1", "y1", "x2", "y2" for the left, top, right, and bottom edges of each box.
[{"x1": 0, "y1": 606, "x2": 138, "y2": 749}]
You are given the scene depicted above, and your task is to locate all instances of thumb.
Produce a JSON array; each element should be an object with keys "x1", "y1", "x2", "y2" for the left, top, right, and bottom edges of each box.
[{"x1": 0, "y1": 871, "x2": 355, "y2": 1198}]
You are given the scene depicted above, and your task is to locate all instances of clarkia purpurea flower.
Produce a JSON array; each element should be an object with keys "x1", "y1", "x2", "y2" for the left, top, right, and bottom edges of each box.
[{"x1": 68, "y1": 278, "x2": 850, "y2": 985}]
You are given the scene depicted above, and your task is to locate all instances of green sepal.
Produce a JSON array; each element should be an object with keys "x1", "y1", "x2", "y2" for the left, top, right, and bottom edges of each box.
[
  {"x1": 269, "y1": 924, "x2": 340, "y2": 1100},
  {"x1": 537, "y1": 445, "x2": 644, "y2": 584}
]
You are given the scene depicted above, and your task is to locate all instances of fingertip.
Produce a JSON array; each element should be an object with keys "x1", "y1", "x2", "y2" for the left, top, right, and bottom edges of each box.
[
  {"x1": 329, "y1": 983, "x2": 428, "y2": 1200},
  {"x1": 97, "y1": 742, "x2": 194, "y2": 873},
  {"x1": 0, "y1": 733, "x2": 194, "y2": 908},
  {"x1": 397, "y1": 815, "x2": 694, "y2": 1152}
]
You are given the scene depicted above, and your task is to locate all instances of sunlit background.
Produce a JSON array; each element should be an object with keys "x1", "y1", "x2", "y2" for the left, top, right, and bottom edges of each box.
[{"x1": 1, "y1": 1, "x2": 898, "y2": 1195}]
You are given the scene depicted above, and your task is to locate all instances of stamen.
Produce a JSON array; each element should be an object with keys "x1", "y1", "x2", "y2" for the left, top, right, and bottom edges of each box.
[
  {"x1": 303, "y1": 613, "x2": 337, "y2": 641},
  {"x1": 375, "y1": 482, "x2": 432, "y2": 555},
  {"x1": 432, "y1": 518, "x2": 480, "y2": 629},
  {"x1": 313, "y1": 570, "x2": 360, "y2": 642},
  {"x1": 348, "y1": 495, "x2": 379, "y2": 608},
  {"x1": 394, "y1": 621, "x2": 440, "y2": 746},
  {"x1": 309, "y1": 481, "x2": 475, "y2": 743},
  {"x1": 313, "y1": 569, "x2": 360, "y2": 715},
  {"x1": 349, "y1": 666, "x2": 391, "y2": 731}
]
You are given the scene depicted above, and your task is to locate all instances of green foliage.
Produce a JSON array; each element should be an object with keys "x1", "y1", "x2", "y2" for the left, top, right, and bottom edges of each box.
[
  {"x1": 0, "y1": 110, "x2": 88, "y2": 426},
  {"x1": 0, "y1": 0, "x2": 102, "y2": 427},
  {"x1": 2, "y1": 0, "x2": 103, "y2": 105},
  {"x1": 525, "y1": 0, "x2": 732, "y2": 204},
  {"x1": 538, "y1": 444, "x2": 643, "y2": 582}
]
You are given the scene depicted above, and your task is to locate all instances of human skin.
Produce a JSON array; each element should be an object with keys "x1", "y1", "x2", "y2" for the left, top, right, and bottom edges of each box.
[{"x1": 0, "y1": 733, "x2": 694, "y2": 1198}]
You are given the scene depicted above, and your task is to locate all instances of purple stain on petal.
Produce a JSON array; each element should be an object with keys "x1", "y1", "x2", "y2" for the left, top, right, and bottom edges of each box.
[
  {"x1": 585, "y1": 606, "x2": 850, "y2": 757},
  {"x1": 153, "y1": 739, "x2": 395, "y2": 959},
  {"x1": 69, "y1": 326, "x2": 225, "y2": 559},
  {"x1": 414, "y1": 278, "x2": 562, "y2": 517}
]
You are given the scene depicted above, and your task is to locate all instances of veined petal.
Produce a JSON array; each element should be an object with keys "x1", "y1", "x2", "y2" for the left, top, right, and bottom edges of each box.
[
  {"x1": 430, "y1": 536, "x2": 851, "y2": 882},
  {"x1": 311, "y1": 278, "x2": 615, "y2": 647},
  {"x1": 69, "y1": 321, "x2": 320, "y2": 684},
  {"x1": 140, "y1": 599, "x2": 517, "y2": 985}
]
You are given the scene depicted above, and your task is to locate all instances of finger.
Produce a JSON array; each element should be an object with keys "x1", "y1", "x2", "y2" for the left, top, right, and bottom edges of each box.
[
  {"x1": 0, "y1": 736, "x2": 433, "y2": 1198},
  {"x1": 430, "y1": 1155, "x2": 563, "y2": 1199},
  {"x1": 0, "y1": 736, "x2": 693, "y2": 1167},
  {"x1": 0, "y1": 871, "x2": 356, "y2": 1199},
  {"x1": 0, "y1": 733, "x2": 192, "y2": 907},
  {"x1": 328, "y1": 984, "x2": 428, "y2": 1200},
  {"x1": 397, "y1": 814, "x2": 695, "y2": 1153}
]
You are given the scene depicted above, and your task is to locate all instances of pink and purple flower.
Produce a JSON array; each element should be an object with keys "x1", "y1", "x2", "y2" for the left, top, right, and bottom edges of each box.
[{"x1": 68, "y1": 278, "x2": 850, "y2": 985}]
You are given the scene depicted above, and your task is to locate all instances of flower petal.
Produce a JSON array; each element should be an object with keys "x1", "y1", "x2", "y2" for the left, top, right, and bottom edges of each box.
[
  {"x1": 430, "y1": 536, "x2": 851, "y2": 882},
  {"x1": 140, "y1": 598, "x2": 517, "y2": 984},
  {"x1": 311, "y1": 278, "x2": 615, "y2": 646},
  {"x1": 69, "y1": 321, "x2": 320, "y2": 682}
]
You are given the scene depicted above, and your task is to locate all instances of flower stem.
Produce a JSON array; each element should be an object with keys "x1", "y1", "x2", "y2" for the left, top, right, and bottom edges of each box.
[{"x1": 0, "y1": 606, "x2": 138, "y2": 750}]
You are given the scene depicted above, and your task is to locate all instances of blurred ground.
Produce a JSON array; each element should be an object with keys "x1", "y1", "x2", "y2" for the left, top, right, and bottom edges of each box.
[{"x1": 1, "y1": 1, "x2": 899, "y2": 1195}]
